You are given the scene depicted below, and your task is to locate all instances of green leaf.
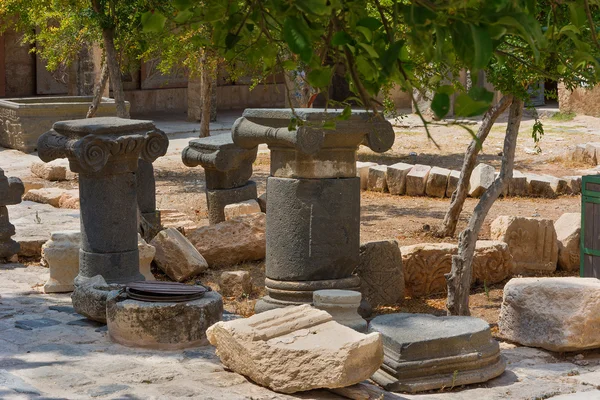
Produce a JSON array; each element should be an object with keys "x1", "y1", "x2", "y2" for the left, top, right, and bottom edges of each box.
[
  {"x1": 288, "y1": 117, "x2": 298, "y2": 131},
  {"x1": 470, "y1": 25, "x2": 493, "y2": 69},
  {"x1": 203, "y1": 4, "x2": 226, "y2": 22},
  {"x1": 307, "y1": 67, "x2": 333, "y2": 88},
  {"x1": 283, "y1": 17, "x2": 312, "y2": 63},
  {"x1": 454, "y1": 93, "x2": 491, "y2": 117},
  {"x1": 141, "y1": 11, "x2": 166, "y2": 33},
  {"x1": 173, "y1": 0, "x2": 194, "y2": 11},
  {"x1": 431, "y1": 92, "x2": 450, "y2": 119},
  {"x1": 331, "y1": 31, "x2": 353, "y2": 46},
  {"x1": 469, "y1": 87, "x2": 494, "y2": 103},
  {"x1": 338, "y1": 105, "x2": 352, "y2": 120},
  {"x1": 356, "y1": 17, "x2": 382, "y2": 31},
  {"x1": 225, "y1": 33, "x2": 241, "y2": 49},
  {"x1": 381, "y1": 41, "x2": 403, "y2": 74},
  {"x1": 295, "y1": 0, "x2": 331, "y2": 16},
  {"x1": 437, "y1": 85, "x2": 454, "y2": 95},
  {"x1": 358, "y1": 42, "x2": 379, "y2": 58},
  {"x1": 323, "y1": 120, "x2": 336, "y2": 130},
  {"x1": 174, "y1": 9, "x2": 194, "y2": 24},
  {"x1": 356, "y1": 26, "x2": 372, "y2": 42},
  {"x1": 281, "y1": 60, "x2": 297, "y2": 71}
]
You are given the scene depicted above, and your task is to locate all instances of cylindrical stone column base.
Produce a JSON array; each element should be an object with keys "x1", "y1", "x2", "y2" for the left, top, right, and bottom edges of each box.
[
  {"x1": 78, "y1": 248, "x2": 143, "y2": 284},
  {"x1": 206, "y1": 181, "x2": 257, "y2": 224}
]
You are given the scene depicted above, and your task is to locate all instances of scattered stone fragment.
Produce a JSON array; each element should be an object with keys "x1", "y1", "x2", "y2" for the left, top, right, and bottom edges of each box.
[
  {"x1": 508, "y1": 170, "x2": 529, "y2": 197},
  {"x1": 555, "y1": 176, "x2": 571, "y2": 195},
  {"x1": 42, "y1": 231, "x2": 80, "y2": 293},
  {"x1": 585, "y1": 143, "x2": 600, "y2": 165},
  {"x1": 151, "y1": 228, "x2": 208, "y2": 282},
  {"x1": 21, "y1": 181, "x2": 44, "y2": 194},
  {"x1": 499, "y1": 277, "x2": 600, "y2": 352},
  {"x1": 354, "y1": 240, "x2": 404, "y2": 306},
  {"x1": 425, "y1": 167, "x2": 450, "y2": 198},
  {"x1": 30, "y1": 160, "x2": 68, "y2": 181},
  {"x1": 565, "y1": 175, "x2": 582, "y2": 194},
  {"x1": 402, "y1": 241, "x2": 514, "y2": 297},
  {"x1": 58, "y1": 191, "x2": 80, "y2": 209},
  {"x1": 224, "y1": 199, "x2": 261, "y2": 221},
  {"x1": 570, "y1": 144, "x2": 587, "y2": 163},
  {"x1": 356, "y1": 161, "x2": 377, "y2": 190},
  {"x1": 369, "y1": 313, "x2": 505, "y2": 393},
  {"x1": 445, "y1": 170, "x2": 462, "y2": 198},
  {"x1": 257, "y1": 192, "x2": 267, "y2": 212},
  {"x1": 367, "y1": 165, "x2": 388, "y2": 192},
  {"x1": 23, "y1": 187, "x2": 69, "y2": 207},
  {"x1": 71, "y1": 275, "x2": 121, "y2": 323},
  {"x1": 491, "y1": 216, "x2": 558, "y2": 273},
  {"x1": 405, "y1": 164, "x2": 431, "y2": 196},
  {"x1": 469, "y1": 163, "x2": 495, "y2": 197},
  {"x1": 220, "y1": 271, "x2": 253, "y2": 297},
  {"x1": 138, "y1": 235, "x2": 156, "y2": 281},
  {"x1": 106, "y1": 289, "x2": 223, "y2": 350},
  {"x1": 186, "y1": 212, "x2": 266, "y2": 267},
  {"x1": 313, "y1": 290, "x2": 367, "y2": 333},
  {"x1": 159, "y1": 209, "x2": 197, "y2": 233},
  {"x1": 555, "y1": 213, "x2": 581, "y2": 272},
  {"x1": 526, "y1": 174, "x2": 558, "y2": 198},
  {"x1": 386, "y1": 162, "x2": 413, "y2": 195},
  {"x1": 206, "y1": 304, "x2": 383, "y2": 393}
]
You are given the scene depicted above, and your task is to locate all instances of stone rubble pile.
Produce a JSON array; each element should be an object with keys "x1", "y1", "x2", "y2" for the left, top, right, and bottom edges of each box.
[{"x1": 358, "y1": 160, "x2": 582, "y2": 198}]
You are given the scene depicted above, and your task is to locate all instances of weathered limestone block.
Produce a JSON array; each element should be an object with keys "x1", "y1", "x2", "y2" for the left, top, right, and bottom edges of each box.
[
  {"x1": 220, "y1": 270, "x2": 253, "y2": 297},
  {"x1": 425, "y1": 167, "x2": 450, "y2": 198},
  {"x1": 405, "y1": 164, "x2": 431, "y2": 196},
  {"x1": 313, "y1": 290, "x2": 367, "y2": 333},
  {"x1": 386, "y1": 162, "x2": 413, "y2": 195},
  {"x1": 71, "y1": 275, "x2": 121, "y2": 323},
  {"x1": 445, "y1": 170, "x2": 462, "y2": 198},
  {"x1": 206, "y1": 304, "x2": 384, "y2": 393},
  {"x1": 106, "y1": 290, "x2": 223, "y2": 350},
  {"x1": 160, "y1": 209, "x2": 198, "y2": 232},
  {"x1": 257, "y1": 192, "x2": 267, "y2": 212},
  {"x1": 31, "y1": 160, "x2": 67, "y2": 181},
  {"x1": 526, "y1": 174, "x2": 558, "y2": 198},
  {"x1": 138, "y1": 235, "x2": 156, "y2": 281},
  {"x1": 151, "y1": 228, "x2": 208, "y2": 282},
  {"x1": 508, "y1": 170, "x2": 528, "y2": 197},
  {"x1": 367, "y1": 165, "x2": 388, "y2": 192},
  {"x1": 565, "y1": 175, "x2": 582, "y2": 194},
  {"x1": 370, "y1": 313, "x2": 505, "y2": 393},
  {"x1": 0, "y1": 169, "x2": 24, "y2": 260},
  {"x1": 42, "y1": 231, "x2": 80, "y2": 293},
  {"x1": 469, "y1": 163, "x2": 495, "y2": 197},
  {"x1": 499, "y1": 277, "x2": 600, "y2": 352},
  {"x1": 402, "y1": 241, "x2": 514, "y2": 297},
  {"x1": 58, "y1": 191, "x2": 80, "y2": 209},
  {"x1": 354, "y1": 240, "x2": 404, "y2": 306},
  {"x1": 491, "y1": 216, "x2": 558, "y2": 273},
  {"x1": 23, "y1": 188, "x2": 70, "y2": 207},
  {"x1": 570, "y1": 144, "x2": 587, "y2": 163},
  {"x1": 356, "y1": 161, "x2": 377, "y2": 190},
  {"x1": 585, "y1": 143, "x2": 600, "y2": 165},
  {"x1": 186, "y1": 212, "x2": 266, "y2": 267},
  {"x1": 224, "y1": 199, "x2": 261, "y2": 221},
  {"x1": 555, "y1": 213, "x2": 581, "y2": 272}
]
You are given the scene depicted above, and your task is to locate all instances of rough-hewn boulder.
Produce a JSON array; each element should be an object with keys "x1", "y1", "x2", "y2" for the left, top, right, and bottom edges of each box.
[{"x1": 151, "y1": 228, "x2": 208, "y2": 282}]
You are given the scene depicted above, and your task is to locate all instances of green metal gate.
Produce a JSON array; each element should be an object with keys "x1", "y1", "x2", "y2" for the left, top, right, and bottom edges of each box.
[{"x1": 581, "y1": 175, "x2": 600, "y2": 278}]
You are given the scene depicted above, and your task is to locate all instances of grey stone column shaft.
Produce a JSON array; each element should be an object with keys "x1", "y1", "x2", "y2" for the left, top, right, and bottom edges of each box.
[{"x1": 136, "y1": 158, "x2": 160, "y2": 227}]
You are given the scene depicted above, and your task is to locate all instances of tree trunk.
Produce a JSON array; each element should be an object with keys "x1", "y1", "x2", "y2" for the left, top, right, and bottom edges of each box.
[
  {"x1": 199, "y1": 51, "x2": 216, "y2": 137},
  {"x1": 446, "y1": 97, "x2": 523, "y2": 316},
  {"x1": 436, "y1": 95, "x2": 513, "y2": 238},
  {"x1": 86, "y1": 60, "x2": 109, "y2": 118},
  {"x1": 101, "y1": 27, "x2": 129, "y2": 118}
]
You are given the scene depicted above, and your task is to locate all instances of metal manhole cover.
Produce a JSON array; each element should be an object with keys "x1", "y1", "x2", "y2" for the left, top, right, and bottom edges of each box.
[{"x1": 125, "y1": 281, "x2": 210, "y2": 302}]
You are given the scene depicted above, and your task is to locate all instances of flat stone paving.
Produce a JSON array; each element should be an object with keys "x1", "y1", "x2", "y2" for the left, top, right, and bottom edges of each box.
[{"x1": 1, "y1": 263, "x2": 600, "y2": 399}]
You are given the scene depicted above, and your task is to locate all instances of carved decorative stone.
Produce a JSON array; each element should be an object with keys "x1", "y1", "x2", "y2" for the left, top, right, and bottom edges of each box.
[
  {"x1": 231, "y1": 109, "x2": 394, "y2": 313},
  {"x1": 37, "y1": 117, "x2": 168, "y2": 284},
  {"x1": 182, "y1": 134, "x2": 258, "y2": 224},
  {"x1": 0, "y1": 168, "x2": 24, "y2": 260},
  {"x1": 43, "y1": 231, "x2": 80, "y2": 293}
]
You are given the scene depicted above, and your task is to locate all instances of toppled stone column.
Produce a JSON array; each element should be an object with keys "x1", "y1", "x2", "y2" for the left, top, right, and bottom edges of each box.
[
  {"x1": 232, "y1": 109, "x2": 394, "y2": 312},
  {"x1": 0, "y1": 168, "x2": 24, "y2": 260},
  {"x1": 206, "y1": 304, "x2": 383, "y2": 393},
  {"x1": 37, "y1": 117, "x2": 169, "y2": 284},
  {"x1": 182, "y1": 134, "x2": 258, "y2": 224}
]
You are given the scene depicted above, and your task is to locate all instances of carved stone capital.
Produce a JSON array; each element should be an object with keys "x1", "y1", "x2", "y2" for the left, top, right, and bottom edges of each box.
[
  {"x1": 0, "y1": 168, "x2": 24, "y2": 206},
  {"x1": 37, "y1": 117, "x2": 168, "y2": 176}
]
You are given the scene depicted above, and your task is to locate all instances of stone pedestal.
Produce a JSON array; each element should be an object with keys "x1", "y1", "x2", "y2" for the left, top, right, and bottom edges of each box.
[
  {"x1": 0, "y1": 168, "x2": 24, "y2": 260},
  {"x1": 106, "y1": 290, "x2": 223, "y2": 350},
  {"x1": 43, "y1": 231, "x2": 80, "y2": 293},
  {"x1": 37, "y1": 117, "x2": 168, "y2": 284},
  {"x1": 313, "y1": 290, "x2": 367, "y2": 332},
  {"x1": 182, "y1": 134, "x2": 258, "y2": 224},
  {"x1": 232, "y1": 109, "x2": 394, "y2": 313}
]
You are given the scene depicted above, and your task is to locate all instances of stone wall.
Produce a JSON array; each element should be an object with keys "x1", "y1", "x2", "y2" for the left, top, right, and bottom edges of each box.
[
  {"x1": 124, "y1": 88, "x2": 188, "y2": 115},
  {"x1": 2, "y1": 32, "x2": 35, "y2": 97},
  {"x1": 558, "y1": 82, "x2": 600, "y2": 117}
]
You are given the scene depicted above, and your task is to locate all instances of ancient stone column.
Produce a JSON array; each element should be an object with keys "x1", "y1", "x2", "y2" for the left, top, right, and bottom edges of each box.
[
  {"x1": 136, "y1": 158, "x2": 161, "y2": 228},
  {"x1": 37, "y1": 117, "x2": 168, "y2": 284},
  {"x1": 181, "y1": 134, "x2": 258, "y2": 224},
  {"x1": 0, "y1": 168, "x2": 24, "y2": 260},
  {"x1": 232, "y1": 108, "x2": 394, "y2": 312}
]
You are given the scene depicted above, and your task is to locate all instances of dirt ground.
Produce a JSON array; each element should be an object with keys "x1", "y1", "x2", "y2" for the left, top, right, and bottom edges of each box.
[{"x1": 35, "y1": 111, "x2": 592, "y2": 324}]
